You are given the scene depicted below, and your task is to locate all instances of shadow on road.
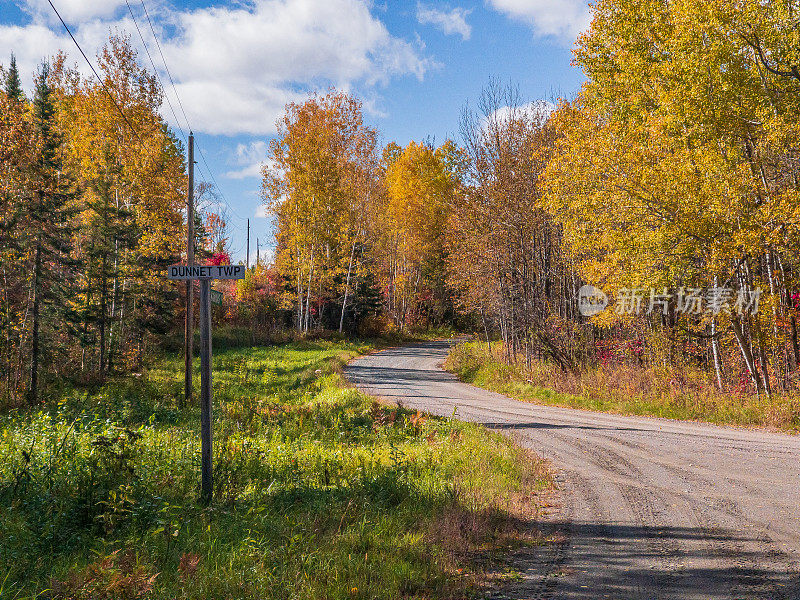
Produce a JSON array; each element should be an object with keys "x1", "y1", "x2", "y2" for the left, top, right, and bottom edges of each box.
[
  {"x1": 348, "y1": 339, "x2": 800, "y2": 600},
  {"x1": 497, "y1": 520, "x2": 800, "y2": 600},
  {"x1": 346, "y1": 364, "x2": 459, "y2": 384}
]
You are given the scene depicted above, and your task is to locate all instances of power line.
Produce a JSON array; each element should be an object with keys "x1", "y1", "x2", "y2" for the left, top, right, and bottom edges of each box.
[
  {"x1": 138, "y1": 0, "x2": 247, "y2": 226},
  {"x1": 124, "y1": 0, "x2": 186, "y2": 143},
  {"x1": 48, "y1": 0, "x2": 248, "y2": 257},
  {"x1": 133, "y1": 0, "x2": 251, "y2": 236},
  {"x1": 46, "y1": 0, "x2": 145, "y2": 146},
  {"x1": 191, "y1": 159, "x2": 242, "y2": 221},
  {"x1": 138, "y1": 0, "x2": 192, "y2": 132},
  {"x1": 196, "y1": 142, "x2": 247, "y2": 222}
]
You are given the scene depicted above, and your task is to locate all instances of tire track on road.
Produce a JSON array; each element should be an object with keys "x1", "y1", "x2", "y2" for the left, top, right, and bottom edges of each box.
[{"x1": 345, "y1": 340, "x2": 800, "y2": 599}]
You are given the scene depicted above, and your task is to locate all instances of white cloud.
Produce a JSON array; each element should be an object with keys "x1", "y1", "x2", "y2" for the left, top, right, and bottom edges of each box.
[
  {"x1": 167, "y1": 80, "x2": 305, "y2": 136},
  {"x1": 0, "y1": 15, "x2": 153, "y2": 90},
  {"x1": 255, "y1": 204, "x2": 269, "y2": 218},
  {"x1": 486, "y1": 0, "x2": 591, "y2": 41},
  {"x1": 166, "y1": 0, "x2": 428, "y2": 83},
  {"x1": 156, "y1": 0, "x2": 430, "y2": 133},
  {"x1": 483, "y1": 99, "x2": 555, "y2": 130},
  {"x1": 2, "y1": 0, "x2": 432, "y2": 135},
  {"x1": 498, "y1": 99, "x2": 555, "y2": 120},
  {"x1": 224, "y1": 141, "x2": 270, "y2": 179},
  {"x1": 0, "y1": 24, "x2": 67, "y2": 84},
  {"x1": 416, "y1": 4, "x2": 472, "y2": 40}
]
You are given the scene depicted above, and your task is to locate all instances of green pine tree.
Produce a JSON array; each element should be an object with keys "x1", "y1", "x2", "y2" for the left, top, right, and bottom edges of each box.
[
  {"x1": 78, "y1": 169, "x2": 138, "y2": 376},
  {"x1": 0, "y1": 56, "x2": 29, "y2": 401},
  {"x1": 4, "y1": 53, "x2": 25, "y2": 103},
  {"x1": 25, "y1": 61, "x2": 77, "y2": 403}
]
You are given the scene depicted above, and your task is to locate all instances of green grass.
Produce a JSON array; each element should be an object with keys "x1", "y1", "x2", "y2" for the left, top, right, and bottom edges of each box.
[
  {"x1": 0, "y1": 339, "x2": 551, "y2": 599},
  {"x1": 446, "y1": 341, "x2": 800, "y2": 431}
]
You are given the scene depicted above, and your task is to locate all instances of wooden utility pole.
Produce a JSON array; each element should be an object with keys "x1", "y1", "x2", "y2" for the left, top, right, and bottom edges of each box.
[
  {"x1": 199, "y1": 278, "x2": 213, "y2": 503},
  {"x1": 246, "y1": 218, "x2": 250, "y2": 269},
  {"x1": 184, "y1": 132, "x2": 195, "y2": 405},
  {"x1": 256, "y1": 237, "x2": 260, "y2": 267}
]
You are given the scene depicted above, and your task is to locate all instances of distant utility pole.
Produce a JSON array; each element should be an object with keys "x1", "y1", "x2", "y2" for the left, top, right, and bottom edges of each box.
[
  {"x1": 256, "y1": 237, "x2": 260, "y2": 267},
  {"x1": 184, "y1": 132, "x2": 195, "y2": 406},
  {"x1": 246, "y1": 218, "x2": 250, "y2": 269}
]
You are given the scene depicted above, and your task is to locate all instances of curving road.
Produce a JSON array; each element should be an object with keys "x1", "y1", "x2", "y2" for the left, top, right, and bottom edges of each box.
[{"x1": 345, "y1": 340, "x2": 800, "y2": 600}]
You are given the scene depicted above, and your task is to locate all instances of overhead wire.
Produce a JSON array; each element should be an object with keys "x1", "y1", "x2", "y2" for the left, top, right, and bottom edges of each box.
[
  {"x1": 196, "y1": 144, "x2": 248, "y2": 221},
  {"x1": 45, "y1": 0, "x2": 145, "y2": 146},
  {"x1": 133, "y1": 0, "x2": 251, "y2": 236},
  {"x1": 50, "y1": 0, "x2": 252, "y2": 252},
  {"x1": 137, "y1": 0, "x2": 192, "y2": 132},
  {"x1": 124, "y1": 0, "x2": 186, "y2": 146}
]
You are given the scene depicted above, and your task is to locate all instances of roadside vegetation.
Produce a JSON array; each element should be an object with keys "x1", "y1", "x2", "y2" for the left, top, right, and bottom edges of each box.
[
  {"x1": 5, "y1": 0, "x2": 800, "y2": 593},
  {"x1": 6, "y1": 1, "x2": 800, "y2": 422},
  {"x1": 0, "y1": 339, "x2": 551, "y2": 600},
  {"x1": 447, "y1": 341, "x2": 800, "y2": 431}
]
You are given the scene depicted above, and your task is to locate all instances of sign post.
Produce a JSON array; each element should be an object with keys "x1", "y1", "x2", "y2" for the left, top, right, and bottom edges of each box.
[{"x1": 168, "y1": 264, "x2": 245, "y2": 503}]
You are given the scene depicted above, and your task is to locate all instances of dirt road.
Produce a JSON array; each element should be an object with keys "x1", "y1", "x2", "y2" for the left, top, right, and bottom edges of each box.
[{"x1": 345, "y1": 340, "x2": 800, "y2": 599}]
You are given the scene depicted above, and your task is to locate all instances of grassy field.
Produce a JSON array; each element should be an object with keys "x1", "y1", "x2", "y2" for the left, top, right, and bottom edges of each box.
[
  {"x1": 446, "y1": 341, "x2": 800, "y2": 431},
  {"x1": 0, "y1": 339, "x2": 551, "y2": 599}
]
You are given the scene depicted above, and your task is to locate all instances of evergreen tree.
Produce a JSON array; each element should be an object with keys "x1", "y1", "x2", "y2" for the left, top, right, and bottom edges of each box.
[
  {"x1": 80, "y1": 171, "x2": 138, "y2": 375},
  {"x1": 347, "y1": 270, "x2": 383, "y2": 332},
  {"x1": 0, "y1": 55, "x2": 30, "y2": 402},
  {"x1": 4, "y1": 53, "x2": 24, "y2": 103},
  {"x1": 25, "y1": 62, "x2": 76, "y2": 403}
]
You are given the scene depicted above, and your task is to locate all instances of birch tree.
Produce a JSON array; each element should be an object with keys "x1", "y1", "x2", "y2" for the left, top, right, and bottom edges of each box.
[{"x1": 263, "y1": 91, "x2": 379, "y2": 332}]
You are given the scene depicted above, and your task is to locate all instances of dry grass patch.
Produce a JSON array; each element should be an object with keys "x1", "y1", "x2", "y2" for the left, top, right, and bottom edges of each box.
[{"x1": 447, "y1": 341, "x2": 800, "y2": 431}]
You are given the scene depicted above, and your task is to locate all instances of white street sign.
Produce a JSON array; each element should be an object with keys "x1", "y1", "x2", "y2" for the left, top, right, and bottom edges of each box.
[{"x1": 167, "y1": 264, "x2": 245, "y2": 280}]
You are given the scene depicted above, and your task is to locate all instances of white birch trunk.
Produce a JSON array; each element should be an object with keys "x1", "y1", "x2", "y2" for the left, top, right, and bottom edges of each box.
[{"x1": 339, "y1": 238, "x2": 357, "y2": 333}]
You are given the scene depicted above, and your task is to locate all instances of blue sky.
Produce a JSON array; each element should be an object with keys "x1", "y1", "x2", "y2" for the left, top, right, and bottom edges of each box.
[{"x1": 0, "y1": 0, "x2": 589, "y2": 261}]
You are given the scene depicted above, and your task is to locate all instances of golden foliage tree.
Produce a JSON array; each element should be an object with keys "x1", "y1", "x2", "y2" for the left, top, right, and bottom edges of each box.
[
  {"x1": 378, "y1": 140, "x2": 459, "y2": 329},
  {"x1": 544, "y1": 0, "x2": 800, "y2": 394},
  {"x1": 262, "y1": 90, "x2": 379, "y2": 332}
]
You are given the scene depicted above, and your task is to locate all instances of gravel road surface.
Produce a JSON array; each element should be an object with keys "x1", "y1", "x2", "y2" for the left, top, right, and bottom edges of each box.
[{"x1": 345, "y1": 340, "x2": 800, "y2": 599}]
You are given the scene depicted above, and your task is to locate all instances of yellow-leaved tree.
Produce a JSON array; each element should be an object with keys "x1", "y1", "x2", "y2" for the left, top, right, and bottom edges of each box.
[
  {"x1": 53, "y1": 35, "x2": 185, "y2": 373},
  {"x1": 377, "y1": 140, "x2": 459, "y2": 329},
  {"x1": 543, "y1": 0, "x2": 800, "y2": 395},
  {"x1": 262, "y1": 90, "x2": 379, "y2": 332}
]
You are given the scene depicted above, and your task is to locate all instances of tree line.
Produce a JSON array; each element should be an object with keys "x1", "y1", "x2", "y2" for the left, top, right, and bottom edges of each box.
[
  {"x1": 262, "y1": 92, "x2": 464, "y2": 335},
  {"x1": 0, "y1": 36, "x2": 186, "y2": 406},
  {"x1": 5, "y1": 0, "x2": 800, "y2": 406},
  {"x1": 263, "y1": 0, "x2": 800, "y2": 397}
]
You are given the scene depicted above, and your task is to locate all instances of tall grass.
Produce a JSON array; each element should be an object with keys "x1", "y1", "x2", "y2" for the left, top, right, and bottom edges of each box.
[
  {"x1": 0, "y1": 339, "x2": 550, "y2": 599},
  {"x1": 446, "y1": 341, "x2": 800, "y2": 431}
]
